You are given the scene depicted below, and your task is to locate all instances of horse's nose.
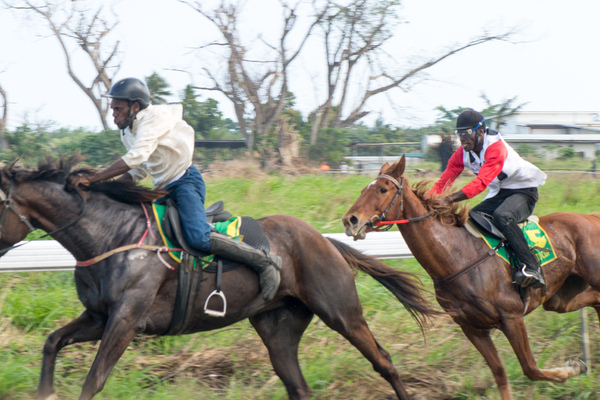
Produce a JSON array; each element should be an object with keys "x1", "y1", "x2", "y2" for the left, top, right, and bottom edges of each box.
[
  {"x1": 349, "y1": 214, "x2": 359, "y2": 227},
  {"x1": 342, "y1": 214, "x2": 359, "y2": 229}
]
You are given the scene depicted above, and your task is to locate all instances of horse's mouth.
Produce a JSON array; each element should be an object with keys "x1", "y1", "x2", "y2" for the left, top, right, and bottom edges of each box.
[{"x1": 344, "y1": 223, "x2": 370, "y2": 241}]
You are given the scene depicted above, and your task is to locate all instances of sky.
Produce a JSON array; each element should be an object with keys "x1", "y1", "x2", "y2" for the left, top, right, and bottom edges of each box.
[{"x1": 1, "y1": 0, "x2": 600, "y2": 132}]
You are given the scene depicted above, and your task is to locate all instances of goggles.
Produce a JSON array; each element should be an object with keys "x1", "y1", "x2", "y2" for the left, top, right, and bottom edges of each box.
[{"x1": 455, "y1": 119, "x2": 484, "y2": 139}]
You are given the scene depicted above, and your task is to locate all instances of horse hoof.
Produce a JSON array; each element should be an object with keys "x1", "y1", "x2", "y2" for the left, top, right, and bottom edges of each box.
[{"x1": 565, "y1": 359, "x2": 587, "y2": 376}]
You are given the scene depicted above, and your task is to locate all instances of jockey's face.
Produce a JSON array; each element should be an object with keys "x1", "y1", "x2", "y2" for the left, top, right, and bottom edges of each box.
[
  {"x1": 459, "y1": 128, "x2": 484, "y2": 153},
  {"x1": 110, "y1": 99, "x2": 140, "y2": 129}
]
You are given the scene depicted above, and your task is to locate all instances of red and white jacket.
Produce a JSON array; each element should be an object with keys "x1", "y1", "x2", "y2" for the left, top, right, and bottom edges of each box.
[{"x1": 430, "y1": 131, "x2": 546, "y2": 200}]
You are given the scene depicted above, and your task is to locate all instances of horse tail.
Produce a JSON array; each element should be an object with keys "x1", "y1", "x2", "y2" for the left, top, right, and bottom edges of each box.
[{"x1": 327, "y1": 237, "x2": 439, "y2": 331}]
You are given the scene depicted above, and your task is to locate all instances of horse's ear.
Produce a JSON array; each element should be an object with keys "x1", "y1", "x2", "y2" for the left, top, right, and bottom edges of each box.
[
  {"x1": 392, "y1": 155, "x2": 406, "y2": 177},
  {"x1": 378, "y1": 162, "x2": 390, "y2": 175},
  {"x1": 6, "y1": 156, "x2": 22, "y2": 175}
]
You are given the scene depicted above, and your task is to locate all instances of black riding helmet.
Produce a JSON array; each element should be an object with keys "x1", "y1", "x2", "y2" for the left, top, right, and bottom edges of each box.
[
  {"x1": 104, "y1": 78, "x2": 150, "y2": 110},
  {"x1": 456, "y1": 109, "x2": 485, "y2": 130}
]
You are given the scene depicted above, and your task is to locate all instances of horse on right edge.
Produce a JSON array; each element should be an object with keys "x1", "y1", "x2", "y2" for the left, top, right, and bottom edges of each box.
[{"x1": 342, "y1": 155, "x2": 596, "y2": 400}]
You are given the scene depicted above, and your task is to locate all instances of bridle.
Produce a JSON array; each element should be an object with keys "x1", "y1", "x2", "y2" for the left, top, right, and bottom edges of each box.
[
  {"x1": 367, "y1": 174, "x2": 404, "y2": 231},
  {"x1": 0, "y1": 182, "x2": 86, "y2": 255},
  {"x1": 367, "y1": 174, "x2": 432, "y2": 231},
  {"x1": 0, "y1": 184, "x2": 36, "y2": 237}
]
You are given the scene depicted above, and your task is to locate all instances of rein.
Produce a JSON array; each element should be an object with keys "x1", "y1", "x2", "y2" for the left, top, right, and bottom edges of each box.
[
  {"x1": 0, "y1": 180, "x2": 182, "y2": 268},
  {"x1": 365, "y1": 173, "x2": 508, "y2": 287},
  {"x1": 369, "y1": 174, "x2": 432, "y2": 230},
  {"x1": 371, "y1": 173, "x2": 500, "y2": 285}
]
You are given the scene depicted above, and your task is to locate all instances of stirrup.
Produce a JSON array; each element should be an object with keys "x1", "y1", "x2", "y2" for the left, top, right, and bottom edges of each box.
[
  {"x1": 204, "y1": 289, "x2": 227, "y2": 317},
  {"x1": 514, "y1": 265, "x2": 545, "y2": 289},
  {"x1": 521, "y1": 264, "x2": 534, "y2": 278}
]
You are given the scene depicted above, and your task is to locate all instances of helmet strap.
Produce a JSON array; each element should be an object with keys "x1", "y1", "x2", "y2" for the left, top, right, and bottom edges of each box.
[{"x1": 122, "y1": 100, "x2": 136, "y2": 131}]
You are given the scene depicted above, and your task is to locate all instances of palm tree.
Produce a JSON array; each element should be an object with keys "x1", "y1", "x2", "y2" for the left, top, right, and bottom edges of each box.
[{"x1": 145, "y1": 72, "x2": 172, "y2": 104}]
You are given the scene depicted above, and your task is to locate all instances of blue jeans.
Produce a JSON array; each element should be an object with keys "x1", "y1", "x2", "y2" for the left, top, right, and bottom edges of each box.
[{"x1": 159, "y1": 166, "x2": 212, "y2": 252}]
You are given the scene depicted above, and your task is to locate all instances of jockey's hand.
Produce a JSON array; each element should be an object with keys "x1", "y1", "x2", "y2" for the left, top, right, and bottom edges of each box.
[
  {"x1": 434, "y1": 191, "x2": 466, "y2": 209},
  {"x1": 433, "y1": 197, "x2": 452, "y2": 210},
  {"x1": 448, "y1": 191, "x2": 467, "y2": 203},
  {"x1": 69, "y1": 175, "x2": 93, "y2": 188}
]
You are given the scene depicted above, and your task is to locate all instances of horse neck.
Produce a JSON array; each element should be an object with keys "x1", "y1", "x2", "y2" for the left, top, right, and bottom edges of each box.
[
  {"x1": 31, "y1": 188, "x2": 152, "y2": 260},
  {"x1": 396, "y1": 185, "x2": 467, "y2": 281}
]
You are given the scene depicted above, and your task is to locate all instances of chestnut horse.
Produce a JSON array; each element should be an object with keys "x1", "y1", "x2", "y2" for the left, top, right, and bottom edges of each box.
[
  {"x1": 342, "y1": 155, "x2": 597, "y2": 400},
  {"x1": 0, "y1": 156, "x2": 437, "y2": 400}
]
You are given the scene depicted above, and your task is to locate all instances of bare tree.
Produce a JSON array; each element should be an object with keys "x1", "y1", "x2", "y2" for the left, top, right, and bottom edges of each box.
[
  {"x1": 0, "y1": 80, "x2": 7, "y2": 150},
  {"x1": 5, "y1": 0, "x2": 121, "y2": 130},
  {"x1": 308, "y1": 0, "x2": 517, "y2": 144},
  {"x1": 180, "y1": 0, "x2": 331, "y2": 154}
]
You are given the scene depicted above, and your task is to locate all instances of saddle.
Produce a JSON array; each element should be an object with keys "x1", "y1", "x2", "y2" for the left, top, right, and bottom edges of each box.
[
  {"x1": 467, "y1": 210, "x2": 555, "y2": 300},
  {"x1": 159, "y1": 199, "x2": 271, "y2": 260},
  {"x1": 161, "y1": 200, "x2": 232, "y2": 257},
  {"x1": 158, "y1": 200, "x2": 271, "y2": 331},
  {"x1": 468, "y1": 210, "x2": 505, "y2": 240}
]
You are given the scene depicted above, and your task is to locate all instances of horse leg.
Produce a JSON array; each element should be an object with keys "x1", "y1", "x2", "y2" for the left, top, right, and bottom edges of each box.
[
  {"x1": 38, "y1": 310, "x2": 106, "y2": 400},
  {"x1": 544, "y1": 286, "x2": 600, "y2": 314},
  {"x1": 459, "y1": 325, "x2": 512, "y2": 400},
  {"x1": 322, "y1": 311, "x2": 410, "y2": 399},
  {"x1": 249, "y1": 302, "x2": 314, "y2": 400},
  {"x1": 78, "y1": 307, "x2": 148, "y2": 400},
  {"x1": 306, "y1": 292, "x2": 410, "y2": 399},
  {"x1": 500, "y1": 315, "x2": 586, "y2": 383}
]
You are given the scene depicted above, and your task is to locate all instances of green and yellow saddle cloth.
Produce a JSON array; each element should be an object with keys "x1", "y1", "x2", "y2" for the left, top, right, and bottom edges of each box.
[
  {"x1": 152, "y1": 203, "x2": 243, "y2": 269},
  {"x1": 467, "y1": 217, "x2": 557, "y2": 266}
]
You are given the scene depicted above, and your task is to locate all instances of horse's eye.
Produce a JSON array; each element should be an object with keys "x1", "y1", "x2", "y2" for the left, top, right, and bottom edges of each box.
[{"x1": 379, "y1": 187, "x2": 388, "y2": 194}]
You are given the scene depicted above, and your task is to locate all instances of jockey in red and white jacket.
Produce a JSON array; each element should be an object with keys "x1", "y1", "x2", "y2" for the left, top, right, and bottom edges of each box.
[{"x1": 430, "y1": 129, "x2": 546, "y2": 200}]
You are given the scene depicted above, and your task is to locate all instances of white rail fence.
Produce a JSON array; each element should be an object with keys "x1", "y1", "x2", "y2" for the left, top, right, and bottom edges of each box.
[
  {"x1": 0, "y1": 232, "x2": 592, "y2": 368},
  {"x1": 0, "y1": 232, "x2": 412, "y2": 273}
]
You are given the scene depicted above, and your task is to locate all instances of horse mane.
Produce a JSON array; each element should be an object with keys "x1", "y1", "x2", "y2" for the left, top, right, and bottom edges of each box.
[
  {"x1": 4, "y1": 154, "x2": 167, "y2": 204},
  {"x1": 85, "y1": 181, "x2": 168, "y2": 204},
  {"x1": 412, "y1": 180, "x2": 469, "y2": 227},
  {"x1": 6, "y1": 154, "x2": 85, "y2": 184}
]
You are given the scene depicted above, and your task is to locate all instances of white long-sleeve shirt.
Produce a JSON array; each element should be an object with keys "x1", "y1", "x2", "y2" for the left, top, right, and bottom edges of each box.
[{"x1": 120, "y1": 104, "x2": 195, "y2": 188}]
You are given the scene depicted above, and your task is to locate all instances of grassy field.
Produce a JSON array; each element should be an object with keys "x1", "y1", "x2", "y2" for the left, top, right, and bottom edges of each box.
[{"x1": 1, "y1": 158, "x2": 599, "y2": 399}]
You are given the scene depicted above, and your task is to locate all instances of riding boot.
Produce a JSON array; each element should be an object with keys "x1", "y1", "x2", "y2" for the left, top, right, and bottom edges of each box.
[
  {"x1": 500, "y1": 221, "x2": 546, "y2": 290},
  {"x1": 209, "y1": 231, "x2": 281, "y2": 301}
]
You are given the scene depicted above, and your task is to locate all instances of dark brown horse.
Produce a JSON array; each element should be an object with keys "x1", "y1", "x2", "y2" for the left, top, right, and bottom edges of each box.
[
  {"x1": 342, "y1": 155, "x2": 596, "y2": 400},
  {"x1": 0, "y1": 156, "x2": 436, "y2": 400}
]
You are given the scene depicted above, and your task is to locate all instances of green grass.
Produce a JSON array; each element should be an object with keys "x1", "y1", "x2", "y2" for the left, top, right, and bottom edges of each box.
[{"x1": 1, "y1": 162, "x2": 600, "y2": 399}]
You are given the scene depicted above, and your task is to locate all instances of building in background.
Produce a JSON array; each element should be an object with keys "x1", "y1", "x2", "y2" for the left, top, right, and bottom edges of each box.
[{"x1": 488, "y1": 111, "x2": 600, "y2": 159}]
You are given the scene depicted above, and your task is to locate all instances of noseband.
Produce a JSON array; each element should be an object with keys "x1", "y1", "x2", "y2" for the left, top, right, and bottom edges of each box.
[{"x1": 367, "y1": 174, "x2": 432, "y2": 230}]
